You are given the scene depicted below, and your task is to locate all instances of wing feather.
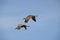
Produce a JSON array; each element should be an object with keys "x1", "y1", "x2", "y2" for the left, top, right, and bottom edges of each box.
[
  {"x1": 24, "y1": 15, "x2": 32, "y2": 23},
  {"x1": 32, "y1": 16, "x2": 36, "y2": 22}
]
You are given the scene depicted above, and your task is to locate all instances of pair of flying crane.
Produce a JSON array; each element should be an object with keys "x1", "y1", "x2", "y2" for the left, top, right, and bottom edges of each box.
[{"x1": 16, "y1": 15, "x2": 38, "y2": 30}]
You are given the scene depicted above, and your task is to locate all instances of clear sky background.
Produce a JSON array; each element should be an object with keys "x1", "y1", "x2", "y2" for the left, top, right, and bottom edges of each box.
[{"x1": 0, "y1": 0, "x2": 60, "y2": 40}]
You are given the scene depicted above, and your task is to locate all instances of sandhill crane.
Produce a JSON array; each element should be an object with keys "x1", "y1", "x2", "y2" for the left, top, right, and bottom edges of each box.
[
  {"x1": 16, "y1": 24, "x2": 29, "y2": 30},
  {"x1": 23, "y1": 15, "x2": 37, "y2": 23}
]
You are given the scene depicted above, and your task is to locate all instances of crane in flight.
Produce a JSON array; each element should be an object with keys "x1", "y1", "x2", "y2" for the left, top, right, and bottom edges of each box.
[
  {"x1": 16, "y1": 23, "x2": 29, "y2": 30},
  {"x1": 23, "y1": 15, "x2": 37, "y2": 23}
]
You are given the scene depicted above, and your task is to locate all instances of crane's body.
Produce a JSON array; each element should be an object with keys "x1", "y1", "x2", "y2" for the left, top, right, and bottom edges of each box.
[
  {"x1": 24, "y1": 15, "x2": 36, "y2": 23},
  {"x1": 16, "y1": 24, "x2": 28, "y2": 30}
]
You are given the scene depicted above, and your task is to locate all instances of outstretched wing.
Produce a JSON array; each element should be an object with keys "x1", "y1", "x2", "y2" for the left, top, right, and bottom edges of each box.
[
  {"x1": 16, "y1": 24, "x2": 22, "y2": 30},
  {"x1": 21, "y1": 25, "x2": 27, "y2": 30},
  {"x1": 24, "y1": 19, "x2": 29, "y2": 23},
  {"x1": 32, "y1": 16, "x2": 36, "y2": 22},
  {"x1": 24, "y1": 15, "x2": 32, "y2": 23}
]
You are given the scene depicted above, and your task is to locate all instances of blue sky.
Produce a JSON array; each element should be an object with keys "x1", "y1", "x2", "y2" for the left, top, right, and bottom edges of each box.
[{"x1": 0, "y1": 0, "x2": 60, "y2": 40}]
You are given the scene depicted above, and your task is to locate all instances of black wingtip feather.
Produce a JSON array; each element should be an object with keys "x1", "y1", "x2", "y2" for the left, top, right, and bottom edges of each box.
[{"x1": 32, "y1": 16, "x2": 36, "y2": 22}]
